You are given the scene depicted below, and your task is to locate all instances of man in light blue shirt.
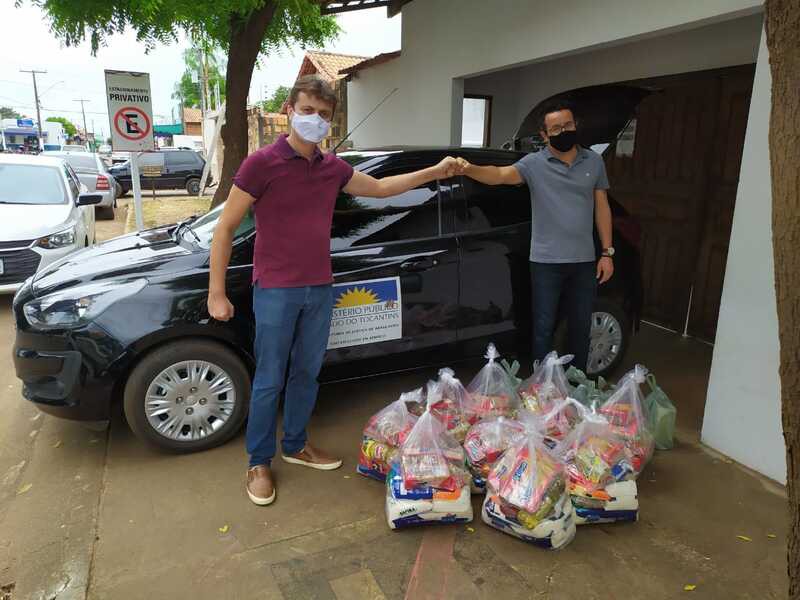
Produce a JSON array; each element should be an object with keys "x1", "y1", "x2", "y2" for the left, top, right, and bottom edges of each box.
[{"x1": 456, "y1": 102, "x2": 615, "y2": 372}]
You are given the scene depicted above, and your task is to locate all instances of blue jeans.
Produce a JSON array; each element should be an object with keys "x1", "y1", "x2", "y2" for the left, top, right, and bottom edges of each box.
[
  {"x1": 531, "y1": 261, "x2": 596, "y2": 373},
  {"x1": 246, "y1": 284, "x2": 334, "y2": 467}
]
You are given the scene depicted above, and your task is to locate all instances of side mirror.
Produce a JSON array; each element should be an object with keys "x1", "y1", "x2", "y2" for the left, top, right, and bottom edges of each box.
[{"x1": 77, "y1": 193, "x2": 103, "y2": 206}]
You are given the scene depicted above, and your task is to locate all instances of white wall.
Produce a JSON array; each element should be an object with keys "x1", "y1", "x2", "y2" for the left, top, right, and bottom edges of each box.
[
  {"x1": 702, "y1": 30, "x2": 785, "y2": 484},
  {"x1": 346, "y1": 0, "x2": 762, "y2": 147}
]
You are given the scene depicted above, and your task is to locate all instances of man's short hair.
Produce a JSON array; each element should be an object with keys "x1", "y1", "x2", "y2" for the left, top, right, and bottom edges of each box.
[
  {"x1": 538, "y1": 100, "x2": 577, "y2": 132},
  {"x1": 289, "y1": 75, "x2": 337, "y2": 114}
]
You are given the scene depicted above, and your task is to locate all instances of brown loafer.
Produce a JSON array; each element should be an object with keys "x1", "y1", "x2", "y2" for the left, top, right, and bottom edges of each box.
[
  {"x1": 282, "y1": 444, "x2": 343, "y2": 471},
  {"x1": 246, "y1": 465, "x2": 276, "y2": 505}
]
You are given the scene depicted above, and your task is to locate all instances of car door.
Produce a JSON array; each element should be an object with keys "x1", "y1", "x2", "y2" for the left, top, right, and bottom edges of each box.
[
  {"x1": 324, "y1": 154, "x2": 460, "y2": 370},
  {"x1": 163, "y1": 151, "x2": 192, "y2": 189},
  {"x1": 450, "y1": 153, "x2": 533, "y2": 356},
  {"x1": 63, "y1": 163, "x2": 92, "y2": 246}
]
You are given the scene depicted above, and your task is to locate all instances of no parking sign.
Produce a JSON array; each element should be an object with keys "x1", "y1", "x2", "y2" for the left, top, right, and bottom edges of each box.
[{"x1": 105, "y1": 70, "x2": 155, "y2": 152}]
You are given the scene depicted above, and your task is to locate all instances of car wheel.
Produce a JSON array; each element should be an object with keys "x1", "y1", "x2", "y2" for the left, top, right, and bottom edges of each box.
[
  {"x1": 185, "y1": 178, "x2": 201, "y2": 195},
  {"x1": 553, "y1": 298, "x2": 630, "y2": 379},
  {"x1": 123, "y1": 339, "x2": 250, "y2": 453}
]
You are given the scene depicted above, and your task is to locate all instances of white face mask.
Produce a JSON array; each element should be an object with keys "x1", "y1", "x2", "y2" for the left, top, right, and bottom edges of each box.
[{"x1": 290, "y1": 112, "x2": 331, "y2": 144}]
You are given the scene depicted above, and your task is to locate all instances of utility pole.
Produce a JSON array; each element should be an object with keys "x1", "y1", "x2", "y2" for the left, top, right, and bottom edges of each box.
[
  {"x1": 19, "y1": 69, "x2": 46, "y2": 149},
  {"x1": 74, "y1": 98, "x2": 89, "y2": 145}
]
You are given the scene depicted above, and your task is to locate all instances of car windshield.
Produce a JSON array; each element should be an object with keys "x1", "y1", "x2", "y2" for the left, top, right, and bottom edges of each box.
[
  {"x1": 186, "y1": 152, "x2": 378, "y2": 248},
  {"x1": 0, "y1": 164, "x2": 66, "y2": 204}
]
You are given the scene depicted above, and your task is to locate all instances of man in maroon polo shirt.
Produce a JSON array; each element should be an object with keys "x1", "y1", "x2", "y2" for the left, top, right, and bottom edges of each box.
[{"x1": 208, "y1": 75, "x2": 458, "y2": 506}]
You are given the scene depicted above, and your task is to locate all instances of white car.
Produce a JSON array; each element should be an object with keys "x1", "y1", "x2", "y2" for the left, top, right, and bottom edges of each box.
[{"x1": 0, "y1": 154, "x2": 99, "y2": 294}]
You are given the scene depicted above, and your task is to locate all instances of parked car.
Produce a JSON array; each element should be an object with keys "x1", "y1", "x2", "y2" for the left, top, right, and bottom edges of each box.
[
  {"x1": 108, "y1": 149, "x2": 210, "y2": 196},
  {"x1": 12, "y1": 144, "x2": 642, "y2": 453},
  {"x1": 0, "y1": 154, "x2": 100, "y2": 294},
  {"x1": 42, "y1": 151, "x2": 118, "y2": 219}
]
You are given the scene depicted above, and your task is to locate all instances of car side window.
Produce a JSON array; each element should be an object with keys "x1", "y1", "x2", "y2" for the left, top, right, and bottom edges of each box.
[
  {"x1": 456, "y1": 173, "x2": 531, "y2": 232},
  {"x1": 331, "y1": 165, "x2": 440, "y2": 251},
  {"x1": 166, "y1": 152, "x2": 197, "y2": 169}
]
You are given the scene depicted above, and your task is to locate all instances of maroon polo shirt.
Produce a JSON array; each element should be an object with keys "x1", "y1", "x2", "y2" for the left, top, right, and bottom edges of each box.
[{"x1": 233, "y1": 135, "x2": 354, "y2": 288}]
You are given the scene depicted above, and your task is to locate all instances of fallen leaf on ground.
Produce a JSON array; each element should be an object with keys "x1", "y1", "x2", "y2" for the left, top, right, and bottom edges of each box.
[
  {"x1": 17, "y1": 483, "x2": 33, "y2": 495},
  {"x1": 466, "y1": 526, "x2": 475, "y2": 533},
  {"x1": 52, "y1": 440, "x2": 62, "y2": 448},
  {"x1": 218, "y1": 524, "x2": 229, "y2": 534},
  {"x1": 767, "y1": 534, "x2": 777, "y2": 539},
  {"x1": 684, "y1": 584, "x2": 696, "y2": 591},
  {"x1": 736, "y1": 535, "x2": 752, "y2": 542},
  {"x1": 343, "y1": 475, "x2": 351, "y2": 479}
]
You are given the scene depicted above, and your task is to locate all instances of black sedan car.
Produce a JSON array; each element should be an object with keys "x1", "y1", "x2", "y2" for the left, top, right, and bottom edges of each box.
[{"x1": 12, "y1": 146, "x2": 642, "y2": 453}]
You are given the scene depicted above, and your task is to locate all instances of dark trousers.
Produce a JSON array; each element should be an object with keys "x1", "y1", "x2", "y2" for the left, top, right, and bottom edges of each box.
[{"x1": 530, "y1": 261, "x2": 596, "y2": 373}]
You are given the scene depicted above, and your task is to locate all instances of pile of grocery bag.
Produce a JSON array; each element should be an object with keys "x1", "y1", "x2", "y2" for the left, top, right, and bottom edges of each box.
[{"x1": 357, "y1": 343, "x2": 677, "y2": 550}]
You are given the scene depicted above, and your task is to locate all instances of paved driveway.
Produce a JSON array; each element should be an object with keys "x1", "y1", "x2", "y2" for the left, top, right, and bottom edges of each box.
[{"x1": 0, "y1": 208, "x2": 789, "y2": 599}]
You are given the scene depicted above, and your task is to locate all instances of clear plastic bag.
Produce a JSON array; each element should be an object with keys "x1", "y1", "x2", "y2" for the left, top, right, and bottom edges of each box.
[
  {"x1": 519, "y1": 351, "x2": 573, "y2": 415},
  {"x1": 463, "y1": 416, "x2": 526, "y2": 482},
  {"x1": 531, "y1": 396, "x2": 584, "y2": 444},
  {"x1": 465, "y1": 343, "x2": 520, "y2": 424},
  {"x1": 486, "y1": 428, "x2": 567, "y2": 529},
  {"x1": 555, "y1": 406, "x2": 634, "y2": 502},
  {"x1": 432, "y1": 368, "x2": 471, "y2": 442},
  {"x1": 358, "y1": 388, "x2": 423, "y2": 481},
  {"x1": 598, "y1": 365, "x2": 654, "y2": 476},
  {"x1": 398, "y1": 386, "x2": 470, "y2": 492}
]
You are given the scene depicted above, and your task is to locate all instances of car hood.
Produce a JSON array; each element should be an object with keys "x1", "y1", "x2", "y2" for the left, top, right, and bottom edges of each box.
[
  {"x1": 0, "y1": 203, "x2": 74, "y2": 241},
  {"x1": 31, "y1": 226, "x2": 203, "y2": 297},
  {"x1": 516, "y1": 84, "x2": 651, "y2": 146}
]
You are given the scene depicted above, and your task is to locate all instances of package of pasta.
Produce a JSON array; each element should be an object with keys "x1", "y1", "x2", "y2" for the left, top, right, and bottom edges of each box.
[
  {"x1": 598, "y1": 365, "x2": 654, "y2": 477},
  {"x1": 357, "y1": 388, "x2": 422, "y2": 482},
  {"x1": 481, "y1": 428, "x2": 576, "y2": 549},
  {"x1": 431, "y1": 368, "x2": 471, "y2": 442},
  {"x1": 463, "y1": 416, "x2": 526, "y2": 492},
  {"x1": 465, "y1": 343, "x2": 520, "y2": 424},
  {"x1": 519, "y1": 352, "x2": 573, "y2": 415},
  {"x1": 555, "y1": 407, "x2": 639, "y2": 525}
]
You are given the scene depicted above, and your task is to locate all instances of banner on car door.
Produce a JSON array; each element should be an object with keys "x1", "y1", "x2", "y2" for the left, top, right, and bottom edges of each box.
[{"x1": 327, "y1": 277, "x2": 402, "y2": 350}]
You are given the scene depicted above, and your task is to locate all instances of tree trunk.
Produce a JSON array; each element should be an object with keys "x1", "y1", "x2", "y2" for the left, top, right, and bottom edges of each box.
[
  {"x1": 211, "y1": 2, "x2": 277, "y2": 208},
  {"x1": 763, "y1": 1, "x2": 800, "y2": 598}
]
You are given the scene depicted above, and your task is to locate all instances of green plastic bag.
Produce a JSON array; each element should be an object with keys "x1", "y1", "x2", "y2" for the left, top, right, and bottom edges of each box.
[
  {"x1": 643, "y1": 374, "x2": 677, "y2": 450},
  {"x1": 565, "y1": 366, "x2": 614, "y2": 409}
]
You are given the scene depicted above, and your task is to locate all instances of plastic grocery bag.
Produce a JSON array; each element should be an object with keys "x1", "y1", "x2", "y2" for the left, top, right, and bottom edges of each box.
[
  {"x1": 555, "y1": 406, "x2": 639, "y2": 525},
  {"x1": 432, "y1": 368, "x2": 471, "y2": 442},
  {"x1": 463, "y1": 416, "x2": 526, "y2": 490},
  {"x1": 531, "y1": 396, "x2": 584, "y2": 445},
  {"x1": 386, "y1": 390, "x2": 473, "y2": 529},
  {"x1": 481, "y1": 425, "x2": 576, "y2": 549},
  {"x1": 465, "y1": 343, "x2": 520, "y2": 424},
  {"x1": 398, "y1": 385, "x2": 471, "y2": 492},
  {"x1": 565, "y1": 366, "x2": 614, "y2": 409},
  {"x1": 519, "y1": 352, "x2": 573, "y2": 415},
  {"x1": 358, "y1": 388, "x2": 422, "y2": 481},
  {"x1": 598, "y1": 365, "x2": 654, "y2": 476},
  {"x1": 643, "y1": 374, "x2": 677, "y2": 450}
]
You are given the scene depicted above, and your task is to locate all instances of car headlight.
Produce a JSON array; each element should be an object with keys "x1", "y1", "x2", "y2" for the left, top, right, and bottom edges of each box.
[
  {"x1": 23, "y1": 278, "x2": 147, "y2": 330},
  {"x1": 36, "y1": 226, "x2": 76, "y2": 249}
]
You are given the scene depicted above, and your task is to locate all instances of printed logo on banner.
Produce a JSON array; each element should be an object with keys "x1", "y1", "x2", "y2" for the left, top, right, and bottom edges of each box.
[{"x1": 327, "y1": 277, "x2": 402, "y2": 350}]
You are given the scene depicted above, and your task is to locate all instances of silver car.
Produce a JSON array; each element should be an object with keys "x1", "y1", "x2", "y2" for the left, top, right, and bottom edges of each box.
[{"x1": 42, "y1": 152, "x2": 117, "y2": 220}]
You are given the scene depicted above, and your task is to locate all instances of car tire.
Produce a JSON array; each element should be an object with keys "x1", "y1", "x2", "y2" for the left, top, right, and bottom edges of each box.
[
  {"x1": 553, "y1": 297, "x2": 631, "y2": 379},
  {"x1": 186, "y1": 178, "x2": 201, "y2": 195},
  {"x1": 96, "y1": 205, "x2": 115, "y2": 220},
  {"x1": 123, "y1": 339, "x2": 250, "y2": 453}
]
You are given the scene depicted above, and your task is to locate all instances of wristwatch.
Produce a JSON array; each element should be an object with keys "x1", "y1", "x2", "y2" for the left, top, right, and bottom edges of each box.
[{"x1": 602, "y1": 247, "x2": 615, "y2": 258}]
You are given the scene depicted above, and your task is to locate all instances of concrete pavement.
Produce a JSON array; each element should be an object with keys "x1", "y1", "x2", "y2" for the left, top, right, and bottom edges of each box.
[{"x1": 0, "y1": 206, "x2": 789, "y2": 598}]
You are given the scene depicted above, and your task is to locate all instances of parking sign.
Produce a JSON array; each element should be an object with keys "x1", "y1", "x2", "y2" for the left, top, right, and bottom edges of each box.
[{"x1": 105, "y1": 70, "x2": 155, "y2": 152}]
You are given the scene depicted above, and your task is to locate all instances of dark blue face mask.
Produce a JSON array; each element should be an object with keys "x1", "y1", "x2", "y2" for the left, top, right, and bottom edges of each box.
[{"x1": 548, "y1": 129, "x2": 577, "y2": 152}]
